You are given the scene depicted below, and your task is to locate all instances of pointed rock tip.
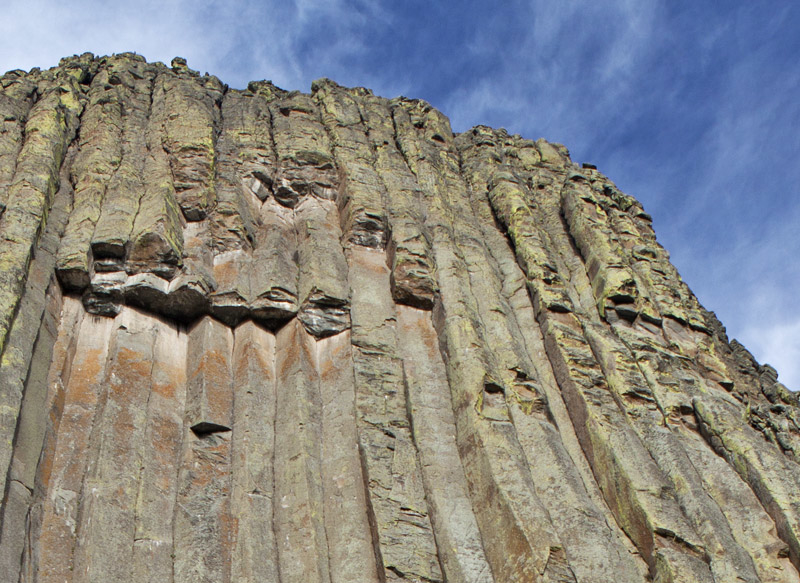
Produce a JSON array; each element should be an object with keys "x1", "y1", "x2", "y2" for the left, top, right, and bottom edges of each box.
[
  {"x1": 171, "y1": 56, "x2": 188, "y2": 69},
  {"x1": 310, "y1": 77, "x2": 374, "y2": 98},
  {"x1": 311, "y1": 77, "x2": 339, "y2": 92},
  {"x1": 58, "y1": 52, "x2": 95, "y2": 68},
  {"x1": 109, "y1": 52, "x2": 146, "y2": 64},
  {"x1": 246, "y1": 79, "x2": 287, "y2": 99}
]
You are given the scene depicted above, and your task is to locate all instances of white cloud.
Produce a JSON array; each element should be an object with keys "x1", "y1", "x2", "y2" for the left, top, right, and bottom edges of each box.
[
  {"x1": 442, "y1": 0, "x2": 663, "y2": 140},
  {"x1": 2, "y1": 0, "x2": 209, "y2": 72},
  {"x1": 0, "y1": 0, "x2": 378, "y2": 92},
  {"x1": 740, "y1": 316, "x2": 800, "y2": 391}
]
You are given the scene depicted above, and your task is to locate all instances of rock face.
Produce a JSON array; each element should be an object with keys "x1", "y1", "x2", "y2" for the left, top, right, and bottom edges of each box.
[{"x1": 0, "y1": 53, "x2": 798, "y2": 583}]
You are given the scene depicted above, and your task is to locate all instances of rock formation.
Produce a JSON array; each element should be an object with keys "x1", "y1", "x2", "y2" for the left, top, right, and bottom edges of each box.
[{"x1": 0, "y1": 52, "x2": 798, "y2": 583}]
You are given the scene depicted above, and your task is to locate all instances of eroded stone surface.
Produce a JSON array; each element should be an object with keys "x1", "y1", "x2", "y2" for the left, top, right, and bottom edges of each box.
[{"x1": 0, "y1": 54, "x2": 798, "y2": 583}]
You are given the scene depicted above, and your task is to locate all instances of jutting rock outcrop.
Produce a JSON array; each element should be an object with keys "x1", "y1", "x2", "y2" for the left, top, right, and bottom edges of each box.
[{"x1": 0, "y1": 53, "x2": 798, "y2": 583}]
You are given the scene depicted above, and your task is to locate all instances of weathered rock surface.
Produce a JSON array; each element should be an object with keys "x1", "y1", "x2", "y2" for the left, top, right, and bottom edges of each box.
[{"x1": 0, "y1": 54, "x2": 798, "y2": 583}]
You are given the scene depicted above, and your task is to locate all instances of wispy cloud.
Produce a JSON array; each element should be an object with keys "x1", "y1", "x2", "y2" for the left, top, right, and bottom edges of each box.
[
  {"x1": 0, "y1": 0, "x2": 387, "y2": 91},
  {"x1": 741, "y1": 315, "x2": 800, "y2": 390}
]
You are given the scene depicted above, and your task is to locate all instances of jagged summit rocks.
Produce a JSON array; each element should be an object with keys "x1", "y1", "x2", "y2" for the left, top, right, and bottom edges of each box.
[{"x1": 0, "y1": 53, "x2": 798, "y2": 583}]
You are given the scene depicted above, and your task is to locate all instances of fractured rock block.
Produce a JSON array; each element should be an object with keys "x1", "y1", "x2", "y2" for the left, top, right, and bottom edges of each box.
[
  {"x1": 186, "y1": 316, "x2": 233, "y2": 434},
  {"x1": 296, "y1": 197, "x2": 350, "y2": 337}
]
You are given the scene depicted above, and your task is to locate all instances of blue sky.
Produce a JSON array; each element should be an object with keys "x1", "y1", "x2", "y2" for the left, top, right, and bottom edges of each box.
[{"x1": 3, "y1": 0, "x2": 798, "y2": 388}]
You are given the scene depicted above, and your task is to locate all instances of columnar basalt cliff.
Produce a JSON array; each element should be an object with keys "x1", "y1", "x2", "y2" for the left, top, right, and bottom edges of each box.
[{"x1": 0, "y1": 52, "x2": 797, "y2": 583}]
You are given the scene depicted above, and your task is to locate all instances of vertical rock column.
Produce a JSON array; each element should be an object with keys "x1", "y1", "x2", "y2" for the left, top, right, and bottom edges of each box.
[
  {"x1": 2, "y1": 297, "x2": 80, "y2": 583},
  {"x1": 295, "y1": 197, "x2": 350, "y2": 336},
  {"x1": 131, "y1": 319, "x2": 187, "y2": 583},
  {"x1": 88, "y1": 56, "x2": 154, "y2": 274},
  {"x1": 0, "y1": 69, "x2": 37, "y2": 215},
  {"x1": 315, "y1": 80, "x2": 443, "y2": 581},
  {"x1": 160, "y1": 58, "x2": 222, "y2": 222},
  {"x1": 69, "y1": 309, "x2": 158, "y2": 583},
  {"x1": 230, "y1": 321, "x2": 279, "y2": 583},
  {"x1": 397, "y1": 305, "x2": 494, "y2": 583},
  {"x1": 250, "y1": 198, "x2": 299, "y2": 323},
  {"x1": 317, "y1": 331, "x2": 381, "y2": 583},
  {"x1": 471, "y1": 130, "x2": 715, "y2": 582},
  {"x1": 560, "y1": 174, "x2": 651, "y2": 318},
  {"x1": 0, "y1": 56, "x2": 88, "y2": 355},
  {"x1": 269, "y1": 91, "x2": 349, "y2": 337},
  {"x1": 155, "y1": 65, "x2": 223, "y2": 316},
  {"x1": 0, "y1": 172, "x2": 73, "y2": 582},
  {"x1": 694, "y1": 396, "x2": 800, "y2": 572},
  {"x1": 0, "y1": 144, "x2": 74, "y2": 516},
  {"x1": 125, "y1": 67, "x2": 185, "y2": 280},
  {"x1": 174, "y1": 316, "x2": 235, "y2": 583},
  {"x1": 272, "y1": 320, "x2": 380, "y2": 583},
  {"x1": 313, "y1": 79, "x2": 388, "y2": 249},
  {"x1": 392, "y1": 99, "x2": 573, "y2": 583},
  {"x1": 273, "y1": 320, "x2": 331, "y2": 583},
  {"x1": 359, "y1": 94, "x2": 436, "y2": 309},
  {"x1": 456, "y1": 128, "x2": 649, "y2": 583},
  {"x1": 345, "y1": 247, "x2": 444, "y2": 582},
  {"x1": 212, "y1": 87, "x2": 264, "y2": 250},
  {"x1": 55, "y1": 59, "x2": 125, "y2": 289},
  {"x1": 217, "y1": 86, "x2": 298, "y2": 323},
  {"x1": 27, "y1": 301, "x2": 113, "y2": 583}
]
